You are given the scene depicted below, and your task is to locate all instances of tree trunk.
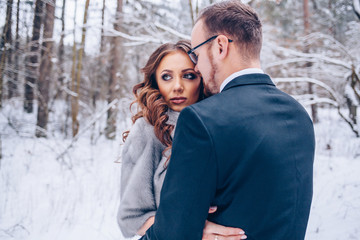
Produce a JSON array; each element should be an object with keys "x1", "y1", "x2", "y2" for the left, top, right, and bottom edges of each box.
[
  {"x1": 70, "y1": 0, "x2": 77, "y2": 137},
  {"x1": 6, "y1": 0, "x2": 14, "y2": 99},
  {"x1": 0, "y1": 0, "x2": 14, "y2": 108},
  {"x1": 57, "y1": 0, "x2": 66, "y2": 99},
  {"x1": 24, "y1": 0, "x2": 43, "y2": 113},
  {"x1": 57, "y1": 0, "x2": 66, "y2": 134},
  {"x1": 13, "y1": 0, "x2": 20, "y2": 98},
  {"x1": 36, "y1": 0, "x2": 56, "y2": 138},
  {"x1": 303, "y1": 0, "x2": 318, "y2": 123},
  {"x1": 347, "y1": 68, "x2": 360, "y2": 126},
  {"x1": 100, "y1": 0, "x2": 106, "y2": 55},
  {"x1": 188, "y1": 0, "x2": 195, "y2": 26},
  {"x1": 71, "y1": 0, "x2": 90, "y2": 137},
  {"x1": 92, "y1": 0, "x2": 106, "y2": 108},
  {"x1": 105, "y1": 0, "x2": 123, "y2": 140}
]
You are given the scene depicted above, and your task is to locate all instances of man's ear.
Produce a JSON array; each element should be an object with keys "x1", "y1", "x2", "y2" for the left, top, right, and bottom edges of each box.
[{"x1": 216, "y1": 35, "x2": 230, "y2": 60}]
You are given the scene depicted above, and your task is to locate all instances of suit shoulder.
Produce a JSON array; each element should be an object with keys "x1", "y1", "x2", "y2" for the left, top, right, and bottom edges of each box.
[{"x1": 187, "y1": 95, "x2": 221, "y2": 113}]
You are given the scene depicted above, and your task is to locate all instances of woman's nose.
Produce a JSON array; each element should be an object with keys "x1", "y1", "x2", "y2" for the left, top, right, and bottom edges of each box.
[{"x1": 173, "y1": 78, "x2": 184, "y2": 92}]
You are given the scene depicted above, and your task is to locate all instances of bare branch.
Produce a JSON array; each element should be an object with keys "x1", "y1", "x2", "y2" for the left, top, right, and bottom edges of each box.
[
  {"x1": 154, "y1": 22, "x2": 190, "y2": 40},
  {"x1": 57, "y1": 99, "x2": 119, "y2": 160},
  {"x1": 273, "y1": 77, "x2": 339, "y2": 102},
  {"x1": 264, "y1": 42, "x2": 352, "y2": 70}
]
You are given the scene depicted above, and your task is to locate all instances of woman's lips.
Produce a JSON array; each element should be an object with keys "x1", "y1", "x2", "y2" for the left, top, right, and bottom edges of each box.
[{"x1": 170, "y1": 97, "x2": 186, "y2": 104}]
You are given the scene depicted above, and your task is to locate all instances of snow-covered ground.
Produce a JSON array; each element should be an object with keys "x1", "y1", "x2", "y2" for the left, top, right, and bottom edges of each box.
[
  {"x1": 0, "y1": 101, "x2": 359, "y2": 240},
  {"x1": 306, "y1": 108, "x2": 360, "y2": 240}
]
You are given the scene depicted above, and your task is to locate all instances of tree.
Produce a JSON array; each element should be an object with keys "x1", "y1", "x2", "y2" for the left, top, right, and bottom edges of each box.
[
  {"x1": 35, "y1": 0, "x2": 56, "y2": 138},
  {"x1": 93, "y1": 0, "x2": 106, "y2": 108},
  {"x1": 105, "y1": 0, "x2": 123, "y2": 140},
  {"x1": 69, "y1": 0, "x2": 78, "y2": 137},
  {"x1": 0, "y1": 0, "x2": 14, "y2": 108},
  {"x1": 303, "y1": 0, "x2": 318, "y2": 123},
  {"x1": 6, "y1": 0, "x2": 14, "y2": 99},
  {"x1": 71, "y1": 0, "x2": 90, "y2": 137},
  {"x1": 24, "y1": 0, "x2": 43, "y2": 113},
  {"x1": 13, "y1": 0, "x2": 20, "y2": 99},
  {"x1": 57, "y1": 0, "x2": 66, "y2": 98}
]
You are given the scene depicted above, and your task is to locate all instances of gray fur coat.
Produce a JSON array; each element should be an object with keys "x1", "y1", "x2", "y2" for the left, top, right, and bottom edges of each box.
[{"x1": 117, "y1": 110, "x2": 179, "y2": 238}]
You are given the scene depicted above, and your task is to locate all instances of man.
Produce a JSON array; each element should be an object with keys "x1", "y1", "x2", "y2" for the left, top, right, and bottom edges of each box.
[{"x1": 141, "y1": 1, "x2": 315, "y2": 240}]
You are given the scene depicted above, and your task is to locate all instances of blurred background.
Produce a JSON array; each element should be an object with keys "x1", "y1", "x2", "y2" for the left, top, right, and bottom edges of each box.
[{"x1": 0, "y1": 0, "x2": 359, "y2": 239}]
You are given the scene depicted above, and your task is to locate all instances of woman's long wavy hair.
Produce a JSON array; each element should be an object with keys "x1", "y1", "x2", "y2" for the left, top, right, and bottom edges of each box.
[{"x1": 123, "y1": 40, "x2": 205, "y2": 166}]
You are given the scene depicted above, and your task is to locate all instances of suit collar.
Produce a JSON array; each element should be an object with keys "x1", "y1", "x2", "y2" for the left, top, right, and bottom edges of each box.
[{"x1": 221, "y1": 73, "x2": 275, "y2": 92}]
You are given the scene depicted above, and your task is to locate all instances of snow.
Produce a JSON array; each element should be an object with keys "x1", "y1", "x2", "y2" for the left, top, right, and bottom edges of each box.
[
  {"x1": 1, "y1": 102, "x2": 360, "y2": 240},
  {"x1": 305, "y1": 108, "x2": 360, "y2": 239}
]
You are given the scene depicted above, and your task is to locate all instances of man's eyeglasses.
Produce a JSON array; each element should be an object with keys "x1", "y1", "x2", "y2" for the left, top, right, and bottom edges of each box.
[{"x1": 187, "y1": 35, "x2": 233, "y2": 65}]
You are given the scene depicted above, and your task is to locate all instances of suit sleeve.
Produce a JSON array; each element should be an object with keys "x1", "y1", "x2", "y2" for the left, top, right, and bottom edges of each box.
[
  {"x1": 140, "y1": 106, "x2": 218, "y2": 240},
  {"x1": 118, "y1": 119, "x2": 163, "y2": 238}
]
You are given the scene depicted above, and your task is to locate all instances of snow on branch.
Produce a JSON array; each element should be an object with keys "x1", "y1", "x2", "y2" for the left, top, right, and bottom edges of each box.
[
  {"x1": 264, "y1": 57, "x2": 320, "y2": 69},
  {"x1": 154, "y1": 21, "x2": 190, "y2": 40},
  {"x1": 291, "y1": 93, "x2": 338, "y2": 106},
  {"x1": 101, "y1": 26, "x2": 163, "y2": 45},
  {"x1": 301, "y1": 97, "x2": 339, "y2": 107},
  {"x1": 263, "y1": 42, "x2": 352, "y2": 70},
  {"x1": 273, "y1": 77, "x2": 339, "y2": 101},
  {"x1": 300, "y1": 32, "x2": 353, "y2": 60},
  {"x1": 97, "y1": 20, "x2": 190, "y2": 47}
]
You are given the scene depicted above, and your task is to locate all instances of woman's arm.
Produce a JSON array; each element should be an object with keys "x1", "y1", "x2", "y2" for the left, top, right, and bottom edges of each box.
[{"x1": 118, "y1": 119, "x2": 163, "y2": 238}]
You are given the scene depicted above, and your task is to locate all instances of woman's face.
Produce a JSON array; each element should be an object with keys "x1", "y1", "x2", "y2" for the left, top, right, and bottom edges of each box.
[{"x1": 155, "y1": 50, "x2": 202, "y2": 112}]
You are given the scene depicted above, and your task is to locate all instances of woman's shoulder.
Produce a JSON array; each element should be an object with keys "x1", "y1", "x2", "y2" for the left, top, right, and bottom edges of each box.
[
  {"x1": 126, "y1": 117, "x2": 158, "y2": 145},
  {"x1": 122, "y1": 117, "x2": 164, "y2": 165},
  {"x1": 132, "y1": 116, "x2": 152, "y2": 131}
]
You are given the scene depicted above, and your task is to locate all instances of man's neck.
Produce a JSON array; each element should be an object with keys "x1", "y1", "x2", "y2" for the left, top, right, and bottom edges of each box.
[
  {"x1": 219, "y1": 67, "x2": 264, "y2": 92},
  {"x1": 216, "y1": 56, "x2": 261, "y2": 92}
]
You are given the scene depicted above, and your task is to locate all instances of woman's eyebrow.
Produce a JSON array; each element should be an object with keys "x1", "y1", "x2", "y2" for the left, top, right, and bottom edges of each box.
[
  {"x1": 182, "y1": 68, "x2": 195, "y2": 72},
  {"x1": 160, "y1": 69, "x2": 173, "y2": 73}
]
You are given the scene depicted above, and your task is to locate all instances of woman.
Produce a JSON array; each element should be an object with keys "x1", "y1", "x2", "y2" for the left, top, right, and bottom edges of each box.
[{"x1": 118, "y1": 40, "x2": 246, "y2": 240}]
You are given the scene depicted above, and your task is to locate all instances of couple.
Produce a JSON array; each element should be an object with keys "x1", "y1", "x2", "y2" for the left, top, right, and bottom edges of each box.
[{"x1": 118, "y1": 1, "x2": 315, "y2": 240}]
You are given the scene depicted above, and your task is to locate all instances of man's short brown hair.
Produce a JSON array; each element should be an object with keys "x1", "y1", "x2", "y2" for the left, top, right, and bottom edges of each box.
[{"x1": 197, "y1": 0, "x2": 262, "y2": 61}]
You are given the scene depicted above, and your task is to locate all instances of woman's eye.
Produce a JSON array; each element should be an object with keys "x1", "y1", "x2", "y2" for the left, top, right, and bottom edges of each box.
[
  {"x1": 184, "y1": 73, "x2": 197, "y2": 80},
  {"x1": 161, "y1": 74, "x2": 172, "y2": 81}
]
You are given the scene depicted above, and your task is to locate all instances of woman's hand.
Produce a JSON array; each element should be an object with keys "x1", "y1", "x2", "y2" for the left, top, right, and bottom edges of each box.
[
  {"x1": 137, "y1": 216, "x2": 155, "y2": 236},
  {"x1": 202, "y1": 220, "x2": 247, "y2": 240},
  {"x1": 203, "y1": 206, "x2": 247, "y2": 240}
]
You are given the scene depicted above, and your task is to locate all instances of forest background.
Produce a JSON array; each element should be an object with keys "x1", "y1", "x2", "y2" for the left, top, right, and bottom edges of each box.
[{"x1": 0, "y1": 0, "x2": 360, "y2": 239}]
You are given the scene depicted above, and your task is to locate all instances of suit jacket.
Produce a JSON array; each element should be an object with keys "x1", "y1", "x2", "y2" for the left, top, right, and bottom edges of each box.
[{"x1": 140, "y1": 73, "x2": 315, "y2": 240}]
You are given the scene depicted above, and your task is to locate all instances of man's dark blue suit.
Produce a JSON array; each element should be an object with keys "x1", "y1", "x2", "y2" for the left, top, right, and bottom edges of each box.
[{"x1": 140, "y1": 73, "x2": 315, "y2": 240}]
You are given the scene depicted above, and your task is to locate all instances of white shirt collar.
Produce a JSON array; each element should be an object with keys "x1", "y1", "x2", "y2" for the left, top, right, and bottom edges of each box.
[{"x1": 220, "y1": 68, "x2": 264, "y2": 92}]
